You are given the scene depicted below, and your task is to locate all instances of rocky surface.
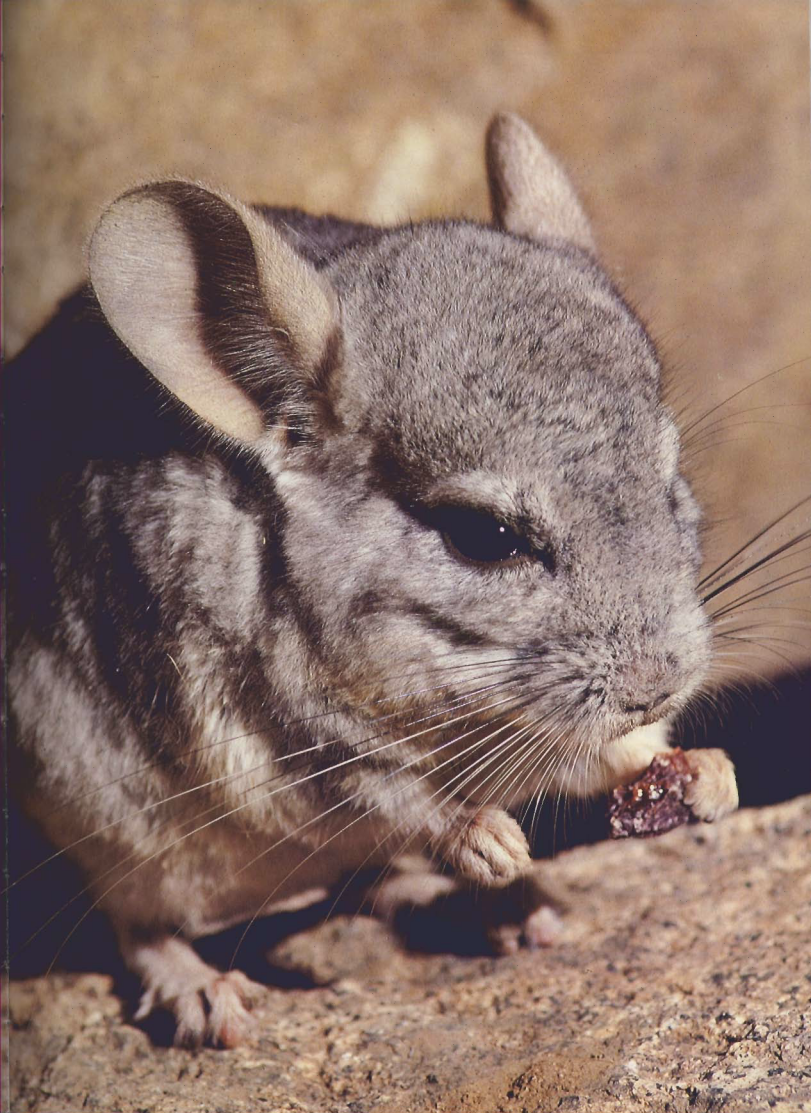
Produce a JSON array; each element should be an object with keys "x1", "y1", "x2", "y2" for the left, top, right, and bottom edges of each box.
[
  {"x1": 4, "y1": 2, "x2": 810, "y2": 1111},
  {"x1": 7, "y1": 797, "x2": 811, "y2": 1112}
]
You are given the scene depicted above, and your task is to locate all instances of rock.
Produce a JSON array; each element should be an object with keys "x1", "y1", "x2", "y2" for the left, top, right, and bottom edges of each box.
[{"x1": 7, "y1": 797, "x2": 811, "y2": 1112}]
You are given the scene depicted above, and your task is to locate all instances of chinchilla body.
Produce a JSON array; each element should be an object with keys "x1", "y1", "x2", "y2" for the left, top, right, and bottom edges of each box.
[{"x1": 7, "y1": 115, "x2": 735, "y2": 1045}]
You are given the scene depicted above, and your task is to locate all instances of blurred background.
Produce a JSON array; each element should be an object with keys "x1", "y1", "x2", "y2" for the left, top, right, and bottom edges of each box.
[{"x1": 5, "y1": 0, "x2": 810, "y2": 783}]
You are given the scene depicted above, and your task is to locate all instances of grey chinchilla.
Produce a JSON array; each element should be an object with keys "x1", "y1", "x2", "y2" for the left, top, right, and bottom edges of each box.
[{"x1": 6, "y1": 113, "x2": 737, "y2": 1047}]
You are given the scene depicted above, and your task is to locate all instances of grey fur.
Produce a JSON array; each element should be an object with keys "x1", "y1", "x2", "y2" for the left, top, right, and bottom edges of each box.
[{"x1": 7, "y1": 114, "x2": 734, "y2": 1047}]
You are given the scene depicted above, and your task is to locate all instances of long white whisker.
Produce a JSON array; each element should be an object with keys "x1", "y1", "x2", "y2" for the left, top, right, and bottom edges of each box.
[
  {"x1": 7, "y1": 671, "x2": 524, "y2": 894},
  {"x1": 26, "y1": 685, "x2": 529, "y2": 963},
  {"x1": 224, "y1": 696, "x2": 542, "y2": 961},
  {"x1": 327, "y1": 715, "x2": 546, "y2": 921},
  {"x1": 42, "y1": 660, "x2": 526, "y2": 817}
]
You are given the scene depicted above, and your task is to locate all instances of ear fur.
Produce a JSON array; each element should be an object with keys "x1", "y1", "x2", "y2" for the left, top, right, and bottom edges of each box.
[
  {"x1": 89, "y1": 181, "x2": 337, "y2": 444},
  {"x1": 486, "y1": 113, "x2": 595, "y2": 252}
]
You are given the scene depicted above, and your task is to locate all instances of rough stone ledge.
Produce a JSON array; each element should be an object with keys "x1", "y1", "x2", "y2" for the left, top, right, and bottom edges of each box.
[{"x1": 6, "y1": 795, "x2": 811, "y2": 1113}]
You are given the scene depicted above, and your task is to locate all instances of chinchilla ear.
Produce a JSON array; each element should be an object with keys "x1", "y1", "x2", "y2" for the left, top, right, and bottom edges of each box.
[
  {"x1": 485, "y1": 112, "x2": 595, "y2": 252},
  {"x1": 89, "y1": 181, "x2": 338, "y2": 444}
]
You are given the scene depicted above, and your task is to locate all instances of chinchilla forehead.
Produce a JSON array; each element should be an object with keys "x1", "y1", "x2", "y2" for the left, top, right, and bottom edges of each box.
[{"x1": 327, "y1": 222, "x2": 670, "y2": 495}]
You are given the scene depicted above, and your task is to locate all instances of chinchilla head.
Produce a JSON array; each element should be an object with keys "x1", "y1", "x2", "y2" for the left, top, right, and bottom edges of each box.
[{"x1": 88, "y1": 113, "x2": 709, "y2": 796}]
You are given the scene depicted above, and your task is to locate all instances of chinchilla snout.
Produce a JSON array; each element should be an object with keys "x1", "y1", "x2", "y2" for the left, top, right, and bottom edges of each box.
[{"x1": 585, "y1": 616, "x2": 711, "y2": 730}]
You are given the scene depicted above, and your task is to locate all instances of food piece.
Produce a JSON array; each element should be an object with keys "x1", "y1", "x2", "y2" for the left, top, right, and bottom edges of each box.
[{"x1": 608, "y1": 748, "x2": 698, "y2": 839}]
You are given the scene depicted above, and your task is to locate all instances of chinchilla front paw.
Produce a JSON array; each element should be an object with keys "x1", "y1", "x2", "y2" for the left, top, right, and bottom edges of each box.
[
  {"x1": 442, "y1": 804, "x2": 532, "y2": 886},
  {"x1": 682, "y1": 747, "x2": 739, "y2": 822}
]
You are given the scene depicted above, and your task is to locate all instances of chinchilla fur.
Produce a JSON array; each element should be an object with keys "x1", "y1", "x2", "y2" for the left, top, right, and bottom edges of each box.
[{"x1": 6, "y1": 113, "x2": 737, "y2": 1048}]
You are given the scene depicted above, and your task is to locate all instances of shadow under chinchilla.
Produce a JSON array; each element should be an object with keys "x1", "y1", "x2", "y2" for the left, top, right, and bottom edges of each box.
[
  {"x1": 4, "y1": 801, "x2": 327, "y2": 991},
  {"x1": 4, "y1": 800, "x2": 123, "y2": 981}
]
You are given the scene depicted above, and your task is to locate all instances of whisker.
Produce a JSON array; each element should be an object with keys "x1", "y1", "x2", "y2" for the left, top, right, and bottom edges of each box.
[
  {"x1": 21, "y1": 685, "x2": 527, "y2": 960},
  {"x1": 6, "y1": 671, "x2": 523, "y2": 893},
  {"x1": 712, "y1": 605, "x2": 811, "y2": 623},
  {"x1": 718, "y1": 540, "x2": 811, "y2": 582},
  {"x1": 714, "y1": 635, "x2": 803, "y2": 675},
  {"x1": 327, "y1": 714, "x2": 547, "y2": 923},
  {"x1": 682, "y1": 413, "x2": 811, "y2": 454},
  {"x1": 713, "y1": 619, "x2": 811, "y2": 638},
  {"x1": 355, "y1": 705, "x2": 569, "y2": 914},
  {"x1": 512, "y1": 725, "x2": 567, "y2": 824},
  {"x1": 416, "y1": 718, "x2": 546, "y2": 846},
  {"x1": 699, "y1": 496, "x2": 811, "y2": 594},
  {"x1": 523, "y1": 710, "x2": 590, "y2": 850},
  {"x1": 233, "y1": 690, "x2": 538, "y2": 884},
  {"x1": 42, "y1": 658, "x2": 527, "y2": 816},
  {"x1": 709, "y1": 572, "x2": 811, "y2": 621},
  {"x1": 679, "y1": 356, "x2": 811, "y2": 439},
  {"x1": 225, "y1": 695, "x2": 542, "y2": 961}
]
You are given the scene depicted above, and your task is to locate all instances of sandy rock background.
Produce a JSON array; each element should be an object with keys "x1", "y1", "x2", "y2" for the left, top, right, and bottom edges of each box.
[{"x1": 4, "y1": 2, "x2": 810, "y2": 1111}]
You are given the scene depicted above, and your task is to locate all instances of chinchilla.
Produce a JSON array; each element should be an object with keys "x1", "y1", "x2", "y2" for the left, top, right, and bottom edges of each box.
[{"x1": 6, "y1": 113, "x2": 739, "y2": 1047}]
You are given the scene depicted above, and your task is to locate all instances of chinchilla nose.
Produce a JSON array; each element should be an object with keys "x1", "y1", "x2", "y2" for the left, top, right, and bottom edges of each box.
[
  {"x1": 614, "y1": 657, "x2": 679, "y2": 716},
  {"x1": 619, "y1": 690, "x2": 672, "y2": 715}
]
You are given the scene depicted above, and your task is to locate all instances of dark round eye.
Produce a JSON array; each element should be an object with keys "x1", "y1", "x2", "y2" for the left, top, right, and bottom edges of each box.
[{"x1": 436, "y1": 506, "x2": 528, "y2": 566}]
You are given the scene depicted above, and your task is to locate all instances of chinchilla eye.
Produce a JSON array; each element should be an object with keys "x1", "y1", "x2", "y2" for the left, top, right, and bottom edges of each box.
[{"x1": 436, "y1": 505, "x2": 528, "y2": 566}]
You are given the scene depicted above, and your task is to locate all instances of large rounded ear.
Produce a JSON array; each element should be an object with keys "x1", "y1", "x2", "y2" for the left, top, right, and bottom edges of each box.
[
  {"x1": 89, "y1": 181, "x2": 338, "y2": 444},
  {"x1": 485, "y1": 113, "x2": 595, "y2": 252}
]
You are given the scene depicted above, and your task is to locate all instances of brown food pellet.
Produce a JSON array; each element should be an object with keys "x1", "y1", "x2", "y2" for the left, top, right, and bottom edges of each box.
[{"x1": 608, "y1": 748, "x2": 698, "y2": 839}]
